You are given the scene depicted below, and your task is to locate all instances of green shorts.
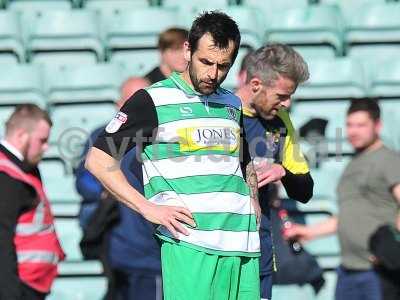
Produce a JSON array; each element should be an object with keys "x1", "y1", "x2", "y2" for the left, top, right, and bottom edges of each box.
[{"x1": 161, "y1": 240, "x2": 260, "y2": 300}]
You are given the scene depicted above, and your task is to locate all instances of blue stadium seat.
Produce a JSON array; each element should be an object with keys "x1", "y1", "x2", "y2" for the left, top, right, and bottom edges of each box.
[
  {"x1": 49, "y1": 103, "x2": 115, "y2": 146},
  {"x1": 0, "y1": 11, "x2": 25, "y2": 62},
  {"x1": 0, "y1": 64, "x2": 46, "y2": 107},
  {"x1": 47, "y1": 277, "x2": 107, "y2": 300},
  {"x1": 44, "y1": 63, "x2": 122, "y2": 104},
  {"x1": 320, "y1": 0, "x2": 386, "y2": 22},
  {"x1": 39, "y1": 158, "x2": 80, "y2": 203},
  {"x1": 293, "y1": 46, "x2": 337, "y2": 60},
  {"x1": 54, "y1": 218, "x2": 83, "y2": 261},
  {"x1": 8, "y1": 0, "x2": 72, "y2": 13},
  {"x1": 264, "y1": 5, "x2": 344, "y2": 56},
  {"x1": 110, "y1": 49, "x2": 159, "y2": 78},
  {"x1": 295, "y1": 58, "x2": 368, "y2": 100},
  {"x1": 345, "y1": 2, "x2": 400, "y2": 47},
  {"x1": 24, "y1": 10, "x2": 104, "y2": 61},
  {"x1": 103, "y1": 7, "x2": 180, "y2": 51},
  {"x1": 32, "y1": 52, "x2": 98, "y2": 68}
]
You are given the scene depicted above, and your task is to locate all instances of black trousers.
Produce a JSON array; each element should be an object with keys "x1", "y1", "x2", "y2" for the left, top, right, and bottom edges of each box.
[
  {"x1": 21, "y1": 283, "x2": 46, "y2": 300},
  {"x1": 377, "y1": 267, "x2": 400, "y2": 300}
]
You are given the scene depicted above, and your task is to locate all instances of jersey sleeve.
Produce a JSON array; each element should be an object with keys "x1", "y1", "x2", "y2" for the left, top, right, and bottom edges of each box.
[
  {"x1": 277, "y1": 110, "x2": 309, "y2": 175},
  {"x1": 93, "y1": 89, "x2": 158, "y2": 159}
]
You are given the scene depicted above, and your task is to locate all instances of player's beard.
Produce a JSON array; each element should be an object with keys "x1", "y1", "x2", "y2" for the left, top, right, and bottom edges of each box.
[{"x1": 189, "y1": 63, "x2": 225, "y2": 95}]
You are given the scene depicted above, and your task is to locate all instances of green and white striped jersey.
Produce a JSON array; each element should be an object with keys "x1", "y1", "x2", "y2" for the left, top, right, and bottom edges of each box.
[{"x1": 143, "y1": 72, "x2": 260, "y2": 257}]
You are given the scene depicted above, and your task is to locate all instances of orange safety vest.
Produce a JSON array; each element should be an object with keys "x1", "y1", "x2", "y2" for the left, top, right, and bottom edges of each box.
[{"x1": 0, "y1": 151, "x2": 65, "y2": 293}]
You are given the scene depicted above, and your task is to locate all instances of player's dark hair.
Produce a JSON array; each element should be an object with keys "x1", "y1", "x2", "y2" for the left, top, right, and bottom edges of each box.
[
  {"x1": 347, "y1": 98, "x2": 381, "y2": 121},
  {"x1": 188, "y1": 11, "x2": 241, "y2": 62}
]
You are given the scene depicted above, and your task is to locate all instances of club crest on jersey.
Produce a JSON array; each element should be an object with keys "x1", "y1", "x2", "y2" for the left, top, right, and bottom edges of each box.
[
  {"x1": 226, "y1": 106, "x2": 237, "y2": 120},
  {"x1": 105, "y1": 111, "x2": 127, "y2": 133}
]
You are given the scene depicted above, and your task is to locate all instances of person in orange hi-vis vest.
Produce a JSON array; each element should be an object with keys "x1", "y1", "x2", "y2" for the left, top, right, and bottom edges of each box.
[{"x1": 0, "y1": 104, "x2": 65, "y2": 300}]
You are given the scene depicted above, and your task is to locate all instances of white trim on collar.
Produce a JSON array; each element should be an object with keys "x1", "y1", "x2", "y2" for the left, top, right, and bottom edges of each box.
[{"x1": 1, "y1": 140, "x2": 24, "y2": 161}]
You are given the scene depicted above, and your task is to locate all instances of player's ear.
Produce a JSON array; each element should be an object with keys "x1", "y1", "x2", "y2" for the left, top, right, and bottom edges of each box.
[
  {"x1": 183, "y1": 41, "x2": 191, "y2": 62},
  {"x1": 249, "y1": 77, "x2": 262, "y2": 94}
]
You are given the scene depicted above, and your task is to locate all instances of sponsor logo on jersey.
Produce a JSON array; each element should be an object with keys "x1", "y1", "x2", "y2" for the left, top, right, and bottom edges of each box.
[
  {"x1": 105, "y1": 111, "x2": 128, "y2": 133},
  {"x1": 179, "y1": 106, "x2": 194, "y2": 117},
  {"x1": 178, "y1": 126, "x2": 239, "y2": 152}
]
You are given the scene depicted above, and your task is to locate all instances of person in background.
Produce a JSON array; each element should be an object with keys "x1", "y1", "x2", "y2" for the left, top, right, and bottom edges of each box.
[
  {"x1": 145, "y1": 27, "x2": 188, "y2": 84},
  {"x1": 286, "y1": 99, "x2": 400, "y2": 300},
  {"x1": 235, "y1": 44, "x2": 314, "y2": 300},
  {"x1": 75, "y1": 76, "x2": 162, "y2": 300},
  {"x1": 0, "y1": 104, "x2": 65, "y2": 300}
]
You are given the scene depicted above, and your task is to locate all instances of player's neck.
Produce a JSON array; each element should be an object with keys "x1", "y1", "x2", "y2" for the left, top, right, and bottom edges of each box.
[
  {"x1": 235, "y1": 86, "x2": 256, "y2": 115},
  {"x1": 159, "y1": 63, "x2": 172, "y2": 78}
]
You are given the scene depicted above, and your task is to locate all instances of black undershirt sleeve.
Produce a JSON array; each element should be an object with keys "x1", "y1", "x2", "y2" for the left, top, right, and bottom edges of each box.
[
  {"x1": 0, "y1": 174, "x2": 34, "y2": 300},
  {"x1": 93, "y1": 89, "x2": 159, "y2": 159},
  {"x1": 240, "y1": 112, "x2": 251, "y2": 180},
  {"x1": 281, "y1": 169, "x2": 314, "y2": 203}
]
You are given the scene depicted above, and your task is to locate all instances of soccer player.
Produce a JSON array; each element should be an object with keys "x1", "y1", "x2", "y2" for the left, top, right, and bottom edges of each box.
[
  {"x1": 86, "y1": 11, "x2": 261, "y2": 300},
  {"x1": 235, "y1": 44, "x2": 314, "y2": 300}
]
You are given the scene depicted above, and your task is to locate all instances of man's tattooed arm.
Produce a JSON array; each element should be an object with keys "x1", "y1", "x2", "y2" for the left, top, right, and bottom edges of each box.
[{"x1": 246, "y1": 160, "x2": 261, "y2": 229}]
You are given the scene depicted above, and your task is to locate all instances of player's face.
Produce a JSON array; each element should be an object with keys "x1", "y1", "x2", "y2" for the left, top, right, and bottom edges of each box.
[
  {"x1": 162, "y1": 46, "x2": 188, "y2": 73},
  {"x1": 24, "y1": 120, "x2": 50, "y2": 166},
  {"x1": 185, "y1": 33, "x2": 235, "y2": 95},
  {"x1": 346, "y1": 111, "x2": 381, "y2": 151},
  {"x1": 252, "y1": 75, "x2": 296, "y2": 120}
]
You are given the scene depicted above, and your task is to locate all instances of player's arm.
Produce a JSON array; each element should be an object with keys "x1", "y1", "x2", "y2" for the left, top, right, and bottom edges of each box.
[
  {"x1": 284, "y1": 216, "x2": 338, "y2": 243},
  {"x1": 278, "y1": 110, "x2": 313, "y2": 203},
  {"x1": 391, "y1": 184, "x2": 400, "y2": 230},
  {"x1": 246, "y1": 161, "x2": 261, "y2": 229},
  {"x1": 85, "y1": 89, "x2": 195, "y2": 238},
  {"x1": 240, "y1": 113, "x2": 261, "y2": 228}
]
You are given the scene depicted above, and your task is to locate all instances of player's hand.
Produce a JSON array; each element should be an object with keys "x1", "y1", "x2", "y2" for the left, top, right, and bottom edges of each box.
[
  {"x1": 139, "y1": 202, "x2": 196, "y2": 239},
  {"x1": 254, "y1": 162, "x2": 286, "y2": 188},
  {"x1": 283, "y1": 224, "x2": 314, "y2": 243}
]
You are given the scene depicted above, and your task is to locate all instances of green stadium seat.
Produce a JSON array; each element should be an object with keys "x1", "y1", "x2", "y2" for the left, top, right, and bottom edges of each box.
[
  {"x1": 47, "y1": 277, "x2": 107, "y2": 300},
  {"x1": 380, "y1": 100, "x2": 400, "y2": 151},
  {"x1": 0, "y1": 11, "x2": 25, "y2": 62},
  {"x1": 85, "y1": 0, "x2": 149, "y2": 15},
  {"x1": 370, "y1": 57, "x2": 400, "y2": 98},
  {"x1": 272, "y1": 284, "x2": 314, "y2": 300},
  {"x1": 24, "y1": 10, "x2": 104, "y2": 61},
  {"x1": 8, "y1": 0, "x2": 72, "y2": 13},
  {"x1": 295, "y1": 58, "x2": 368, "y2": 100},
  {"x1": 291, "y1": 100, "x2": 349, "y2": 141},
  {"x1": 0, "y1": 106, "x2": 15, "y2": 138},
  {"x1": 0, "y1": 64, "x2": 46, "y2": 107},
  {"x1": 0, "y1": 53, "x2": 19, "y2": 64},
  {"x1": 293, "y1": 46, "x2": 337, "y2": 60},
  {"x1": 243, "y1": 0, "x2": 309, "y2": 15},
  {"x1": 32, "y1": 52, "x2": 98, "y2": 68},
  {"x1": 264, "y1": 5, "x2": 344, "y2": 56},
  {"x1": 54, "y1": 218, "x2": 83, "y2": 260},
  {"x1": 224, "y1": 6, "x2": 262, "y2": 49},
  {"x1": 104, "y1": 7, "x2": 180, "y2": 51},
  {"x1": 221, "y1": 48, "x2": 251, "y2": 91},
  {"x1": 110, "y1": 49, "x2": 159, "y2": 78},
  {"x1": 320, "y1": 0, "x2": 386, "y2": 22},
  {"x1": 310, "y1": 156, "x2": 350, "y2": 200},
  {"x1": 49, "y1": 103, "x2": 115, "y2": 146},
  {"x1": 163, "y1": 0, "x2": 229, "y2": 11},
  {"x1": 44, "y1": 63, "x2": 122, "y2": 104},
  {"x1": 51, "y1": 203, "x2": 80, "y2": 217},
  {"x1": 39, "y1": 158, "x2": 81, "y2": 203},
  {"x1": 345, "y1": 2, "x2": 400, "y2": 47}
]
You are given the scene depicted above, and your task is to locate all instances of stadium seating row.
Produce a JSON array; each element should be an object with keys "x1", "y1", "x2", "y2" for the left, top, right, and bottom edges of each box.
[{"x1": 1, "y1": 2, "x2": 400, "y2": 63}]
